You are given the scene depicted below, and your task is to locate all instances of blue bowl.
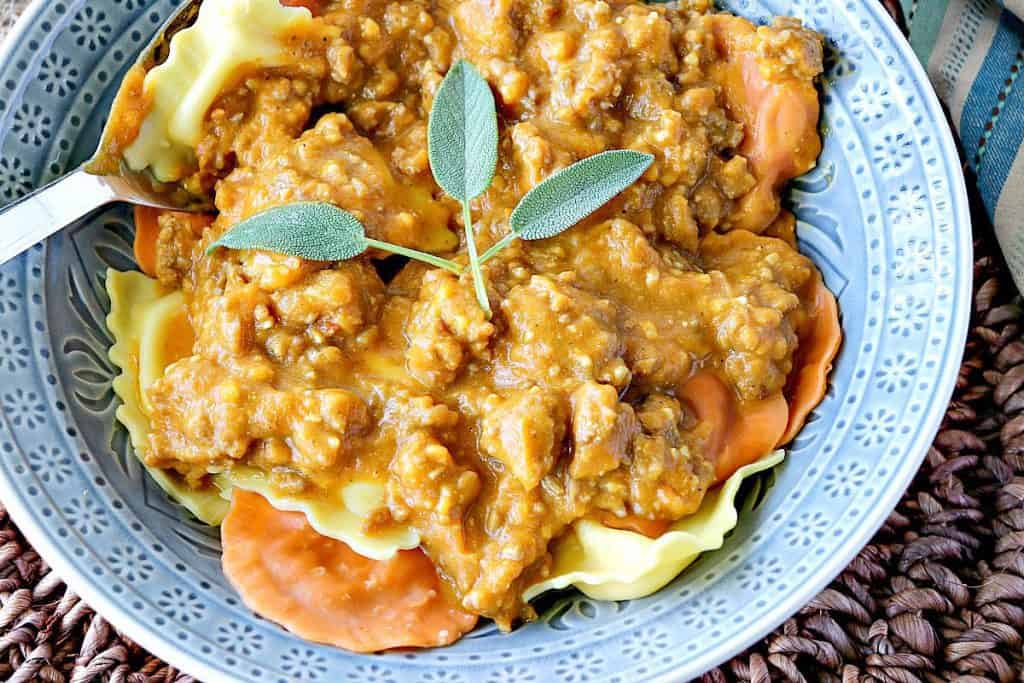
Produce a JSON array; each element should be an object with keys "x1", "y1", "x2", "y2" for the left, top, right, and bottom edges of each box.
[{"x1": 0, "y1": 0, "x2": 970, "y2": 680}]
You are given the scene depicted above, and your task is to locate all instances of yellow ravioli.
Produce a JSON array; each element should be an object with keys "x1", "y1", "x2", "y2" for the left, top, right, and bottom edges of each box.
[
  {"x1": 107, "y1": 269, "x2": 229, "y2": 524},
  {"x1": 106, "y1": 268, "x2": 419, "y2": 558},
  {"x1": 125, "y1": 0, "x2": 314, "y2": 181},
  {"x1": 524, "y1": 450, "x2": 785, "y2": 602},
  {"x1": 216, "y1": 468, "x2": 420, "y2": 561}
]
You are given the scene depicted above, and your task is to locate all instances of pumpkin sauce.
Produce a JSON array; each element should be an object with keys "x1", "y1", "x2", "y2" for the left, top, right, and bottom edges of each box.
[{"x1": 112, "y1": 0, "x2": 837, "y2": 630}]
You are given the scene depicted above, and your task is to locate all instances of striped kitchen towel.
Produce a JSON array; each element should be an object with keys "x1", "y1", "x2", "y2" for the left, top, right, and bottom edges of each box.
[{"x1": 905, "y1": 0, "x2": 1024, "y2": 284}]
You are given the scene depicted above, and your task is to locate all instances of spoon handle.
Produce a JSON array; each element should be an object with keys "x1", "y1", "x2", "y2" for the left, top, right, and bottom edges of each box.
[{"x1": 0, "y1": 167, "x2": 119, "y2": 267}]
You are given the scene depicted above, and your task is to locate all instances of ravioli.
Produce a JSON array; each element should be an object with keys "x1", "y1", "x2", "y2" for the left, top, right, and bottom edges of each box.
[
  {"x1": 216, "y1": 468, "x2": 419, "y2": 561},
  {"x1": 106, "y1": 270, "x2": 229, "y2": 524},
  {"x1": 124, "y1": 0, "x2": 314, "y2": 181},
  {"x1": 109, "y1": 266, "x2": 791, "y2": 598},
  {"x1": 524, "y1": 450, "x2": 785, "y2": 602},
  {"x1": 222, "y1": 489, "x2": 477, "y2": 652},
  {"x1": 106, "y1": 269, "x2": 419, "y2": 558}
]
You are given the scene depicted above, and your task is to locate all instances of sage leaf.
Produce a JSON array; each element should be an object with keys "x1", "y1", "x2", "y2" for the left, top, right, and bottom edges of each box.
[
  {"x1": 206, "y1": 202, "x2": 368, "y2": 260},
  {"x1": 206, "y1": 202, "x2": 463, "y2": 274},
  {"x1": 427, "y1": 59, "x2": 498, "y2": 317},
  {"x1": 428, "y1": 60, "x2": 498, "y2": 202},
  {"x1": 510, "y1": 150, "x2": 654, "y2": 240}
]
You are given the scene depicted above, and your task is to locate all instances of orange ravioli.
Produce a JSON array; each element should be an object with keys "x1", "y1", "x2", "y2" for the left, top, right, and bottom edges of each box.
[
  {"x1": 604, "y1": 360, "x2": 808, "y2": 531},
  {"x1": 132, "y1": 206, "x2": 162, "y2": 278},
  {"x1": 221, "y1": 490, "x2": 477, "y2": 653},
  {"x1": 709, "y1": 15, "x2": 822, "y2": 233},
  {"x1": 679, "y1": 372, "x2": 789, "y2": 484},
  {"x1": 132, "y1": 206, "x2": 213, "y2": 278},
  {"x1": 679, "y1": 272, "x2": 841, "y2": 483},
  {"x1": 781, "y1": 273, "x2": 842, "y2": 445}
]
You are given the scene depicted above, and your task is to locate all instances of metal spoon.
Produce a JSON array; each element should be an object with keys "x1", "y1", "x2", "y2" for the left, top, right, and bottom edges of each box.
[{"x1": 0, "y1": 0, "x2": 207, "y2": 266}]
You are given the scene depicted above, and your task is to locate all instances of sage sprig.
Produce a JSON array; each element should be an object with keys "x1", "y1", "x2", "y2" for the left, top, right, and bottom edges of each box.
[
  {"x1": 203, "y1": 60, "x2": 655, "y2": 319},
  {"x1": 479, "y1": 150, "x2": 654, "y2": 264},
  {"x1": 206, "y1": 202, "x2": 462, "y2": 274},
  {"x1": 427, "y1": 59, "x2": 498, "y2": 318}
]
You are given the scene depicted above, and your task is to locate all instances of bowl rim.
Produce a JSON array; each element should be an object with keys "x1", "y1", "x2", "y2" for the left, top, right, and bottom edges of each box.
[{"x1": 0, "y1": 0, "x2": 973, "y2": 680}]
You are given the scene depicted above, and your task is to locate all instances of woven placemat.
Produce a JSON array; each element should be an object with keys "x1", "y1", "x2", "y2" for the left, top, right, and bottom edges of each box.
[{"x1": 4, "y1": 2, "x2": 1023, "y2": 681}]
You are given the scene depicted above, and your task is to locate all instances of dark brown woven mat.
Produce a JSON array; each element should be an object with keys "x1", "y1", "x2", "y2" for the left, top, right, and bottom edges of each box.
[{"x1": 5, "y1": 5, "x2": 1024, "y2": 683}]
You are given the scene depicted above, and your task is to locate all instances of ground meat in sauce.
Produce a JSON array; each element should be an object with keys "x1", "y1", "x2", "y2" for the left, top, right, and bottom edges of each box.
[{"x1": 130, "y1": 0, "x2": 824, "y2": 627}]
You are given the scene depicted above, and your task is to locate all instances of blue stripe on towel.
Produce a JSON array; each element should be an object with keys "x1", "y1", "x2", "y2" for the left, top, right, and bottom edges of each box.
[
  {"x1": 978, "y1": 67, "x2": 1024, "y2": 214},
  {"x1": 971, "y1": 11, "x2": 1024, "y2": 215},
  {"x1": 958, "y1": 9, "x2": 1023, "y2": 174}
]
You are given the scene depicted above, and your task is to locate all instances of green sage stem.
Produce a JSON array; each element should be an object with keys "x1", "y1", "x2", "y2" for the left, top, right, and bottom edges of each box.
[
  {"x1": 461, "y1": 200, "x2": 492, "y2": 318},
  {"x1": 364, "y1": 238, "x2": 463, "y2": 275},
  {"x1": 478, "y1": 232, "x2": 518, "y2": 265}
]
